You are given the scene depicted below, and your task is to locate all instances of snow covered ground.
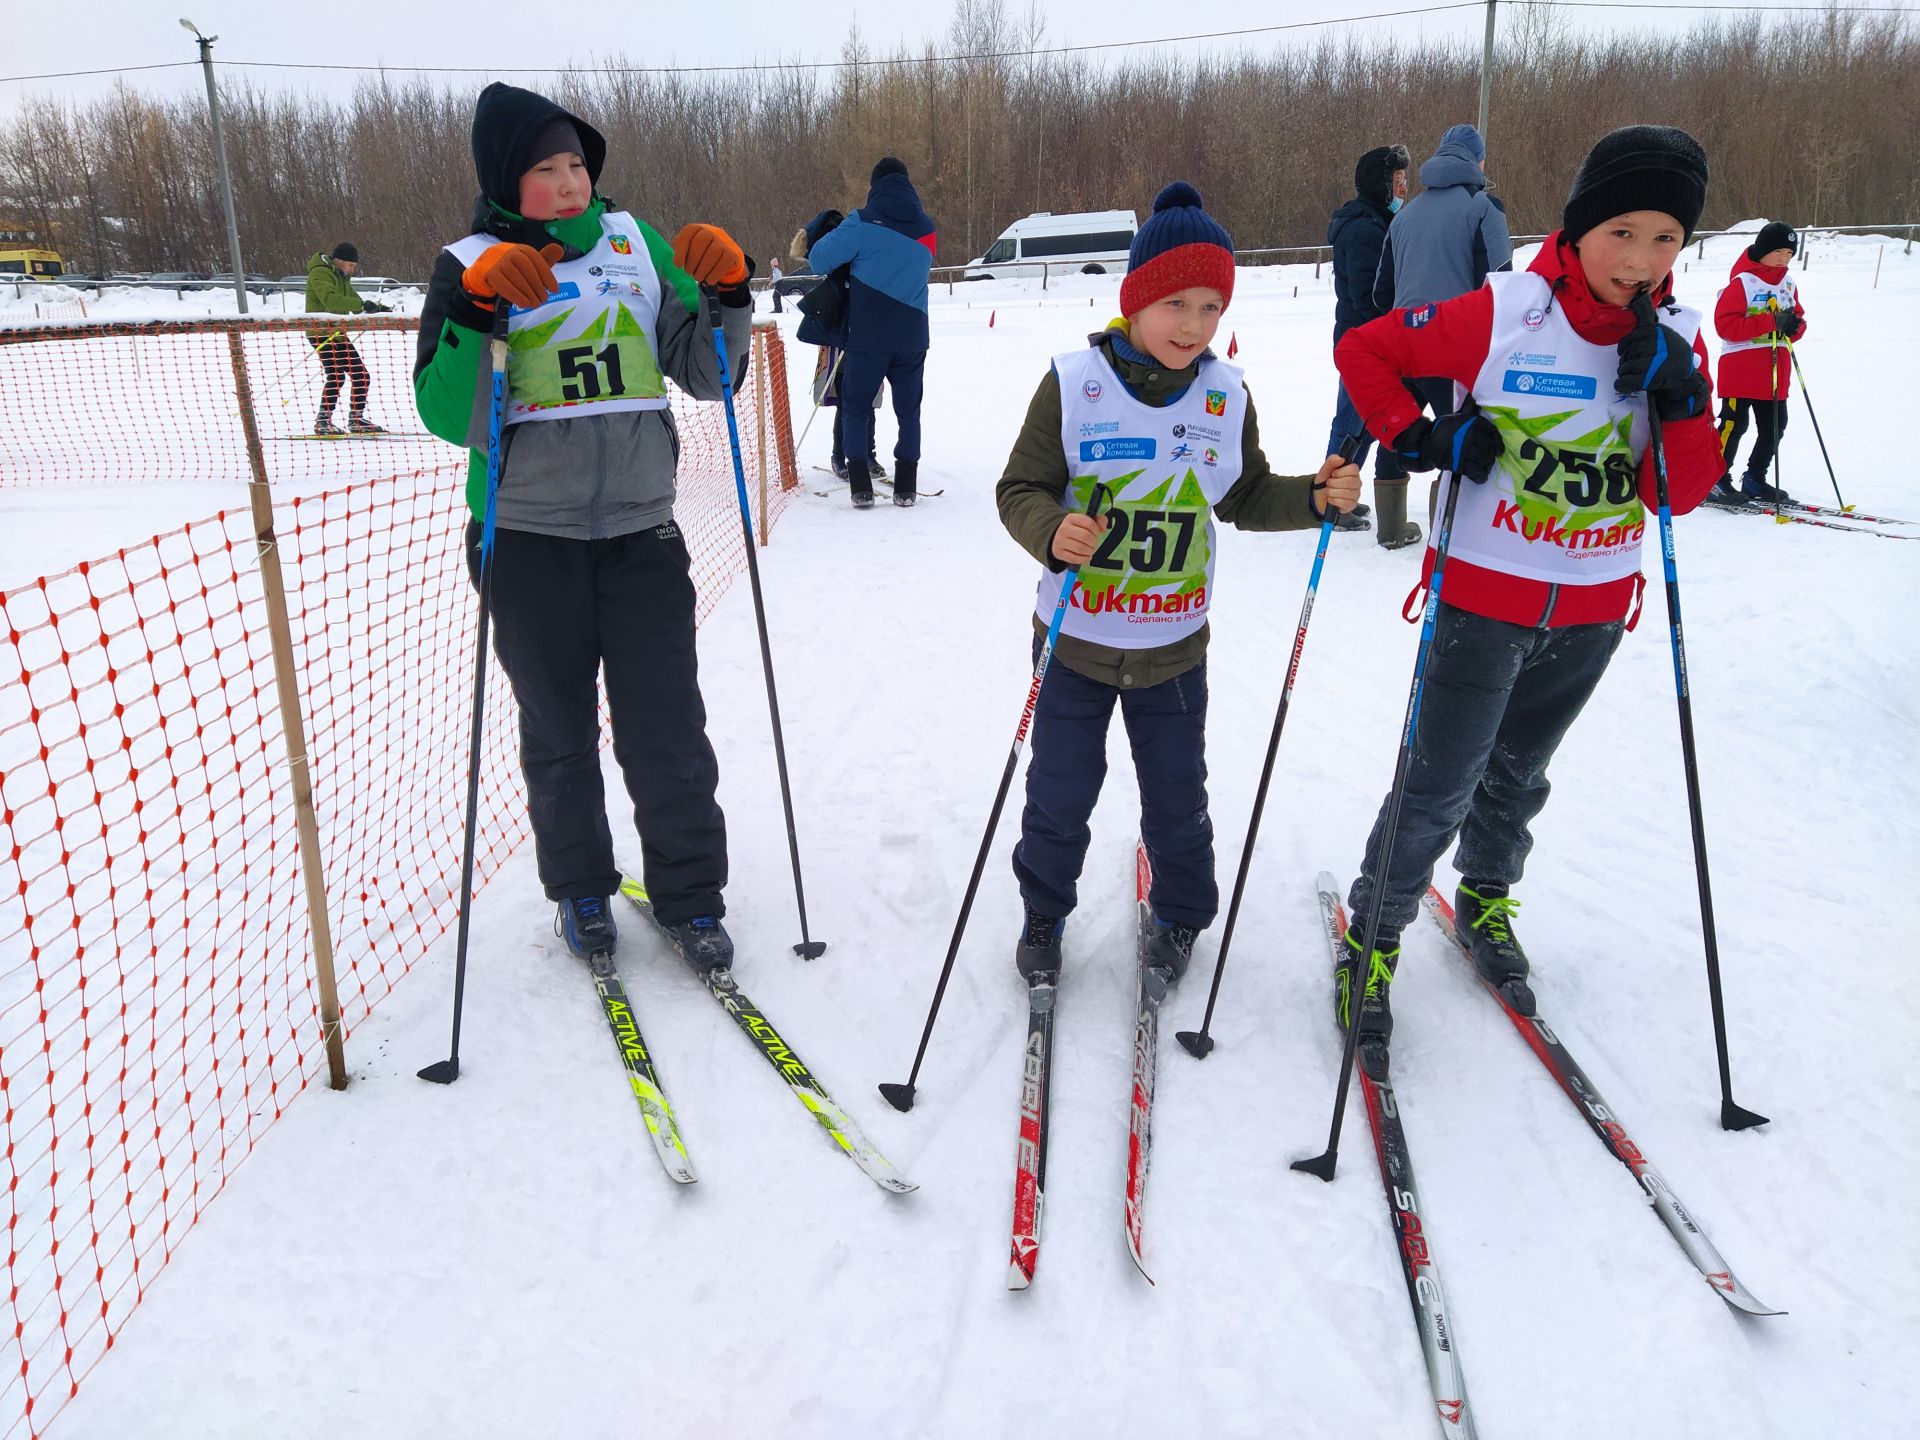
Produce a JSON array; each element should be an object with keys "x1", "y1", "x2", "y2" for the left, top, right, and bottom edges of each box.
[{"x1": 7, "y1": 227, "x2": 1919, "y2": 1438}]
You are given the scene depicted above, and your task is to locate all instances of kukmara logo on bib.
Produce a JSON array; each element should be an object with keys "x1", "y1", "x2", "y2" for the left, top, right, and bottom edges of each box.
[{"x1": 1172, "y1": 423, "x2": 1186, "y2": 438}]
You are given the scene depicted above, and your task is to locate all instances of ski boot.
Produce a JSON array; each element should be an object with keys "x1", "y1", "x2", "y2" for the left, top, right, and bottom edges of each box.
[
  {"x1": 1016, "y1": 906, "x2": 1063, "y2": 981},
  {"x1": 1142, "y1": 915, "x2": 1197, "y2": 984},
  {"x1": 1739, "y1": 472, "x2": 1792, "y2": 504},
  {"x1": 1331, "y1": 507, "x2": 1372, "y2": 533},
  {"x1": 348, "y1": 410, "x2": 388, "y2": 435},
  {"x1": 829, "y1": 457, "x2": 850, "y2": 481},
  {"x1": 313, "y1": 413, "x2": 345, "y2": 438},
  {"x1": 1456, "y1": 882, "x2": 1535, "y2": 1016},
  {"x1": 891, "y1": 459, "x2": 918, "y2": 508},
  {"x1": 847, "y1": 457, "x2": 875, "y2": 510},
  {"x1": 662, "y1": 915, "x2": 734, "y2": 973},
  {"x1": 1707, "y1": 477, "x2": 1754, "y2": 508},
  {"x1": 1335, "y1": 921, "x2": 1399, "y2": 1080},
  {"x1": 555, "y1": 895, "x2": 618, "y2": 959},
  {"x1": 867, "y1": 454, "x2": 888, "y2": 481}
]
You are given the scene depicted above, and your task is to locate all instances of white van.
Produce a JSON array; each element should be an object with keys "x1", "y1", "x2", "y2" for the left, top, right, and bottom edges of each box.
[{"x1": 966, "y1": 210, "x2": 1138, "y2": 280}]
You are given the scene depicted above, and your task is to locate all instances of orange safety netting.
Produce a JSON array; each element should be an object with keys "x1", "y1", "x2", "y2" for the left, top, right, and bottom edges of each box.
[{"x1": 0, "y1": 315, "x2": 799, "y2": 1436}]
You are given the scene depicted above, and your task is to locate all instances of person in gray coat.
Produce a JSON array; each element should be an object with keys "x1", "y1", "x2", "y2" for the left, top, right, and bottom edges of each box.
[{"x1": 1368, "y1": 123, "x2": 1512, "y2": 548}]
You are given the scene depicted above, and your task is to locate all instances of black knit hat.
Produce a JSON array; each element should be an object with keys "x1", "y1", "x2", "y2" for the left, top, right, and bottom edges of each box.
[
  {"x1": 871, "y1": 156, "x2": 909, "y2": 184},
  {"x1": 330, "y1": 242, "x2": 358, "y2": 263},
  {"x1": 1748, "y1": 221, "x2": 1799, "y2": 261},
  {"x1": 1354, "y1": 144, "x2": 1410, "y2": 206},
  {"x1": 1562, "y1": 125, "x2": 1710, "y2": 243}
]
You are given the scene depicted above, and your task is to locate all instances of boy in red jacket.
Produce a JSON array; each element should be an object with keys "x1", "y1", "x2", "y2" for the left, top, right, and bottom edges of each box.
[
  {"x1": 1712, "y1": 221, "x2": 1804, "y2": 505},
  {"x1": 1331, "y1": 125, "x2": 1726, "y2": 1077}
]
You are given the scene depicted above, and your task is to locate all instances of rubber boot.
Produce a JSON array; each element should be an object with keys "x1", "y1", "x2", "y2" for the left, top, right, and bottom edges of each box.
[{"x1": 1376, "y1": 484, "x2": 1423, "y2": 551}]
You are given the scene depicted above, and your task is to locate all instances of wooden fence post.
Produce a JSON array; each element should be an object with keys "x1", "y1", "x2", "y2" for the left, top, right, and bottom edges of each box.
[{"x1": 225, "y1": 325, "x2": 349, "y2": 1091}]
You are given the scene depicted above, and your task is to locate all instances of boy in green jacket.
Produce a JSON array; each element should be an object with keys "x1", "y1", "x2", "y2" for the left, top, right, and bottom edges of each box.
[
  {"x1": 414, "y1": 82, "x2": 755, "y2": 971},
  {"x1": 998, "y1": 182, "x2": 1361, "y2": 980},
  {"x1": 305, "y1": 242, "x2": 391, "y2": 435}
]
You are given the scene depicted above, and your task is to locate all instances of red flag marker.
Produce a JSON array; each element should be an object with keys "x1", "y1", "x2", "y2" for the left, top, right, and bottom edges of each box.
[{"x1": 1227, "y1": 331, "x2": 1239, "y2": 358}]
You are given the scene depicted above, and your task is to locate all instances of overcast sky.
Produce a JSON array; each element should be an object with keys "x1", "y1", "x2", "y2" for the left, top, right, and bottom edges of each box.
[{"x1": 7, "y1": 0, "x2": 1871, "y2": 117}]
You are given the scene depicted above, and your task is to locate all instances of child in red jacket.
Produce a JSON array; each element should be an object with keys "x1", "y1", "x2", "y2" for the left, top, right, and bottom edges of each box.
[
  {"x1": 1712, "y1": 221, "x2": 1804, "y2": 505},
  {"x1": 1331, "y1": 125, "x2": 1726, "y2": 1078}
]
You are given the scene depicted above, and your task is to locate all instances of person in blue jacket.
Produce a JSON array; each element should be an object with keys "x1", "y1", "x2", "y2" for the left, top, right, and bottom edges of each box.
[
  {"x1": 1368, "y1": 124, "x2": 1512, "y2": 549},
  {"x1": 803, "y1": 157, "x2": 937, "y2": 508},
  {"x1": 1325, "y1": 142, "x2": 1408, "y2": 538}
]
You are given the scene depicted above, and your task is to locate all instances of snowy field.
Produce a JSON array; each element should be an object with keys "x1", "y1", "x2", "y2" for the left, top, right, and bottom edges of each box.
[{"x1": 5, "y1": 227, "x2": 1918, "y2": 1438}]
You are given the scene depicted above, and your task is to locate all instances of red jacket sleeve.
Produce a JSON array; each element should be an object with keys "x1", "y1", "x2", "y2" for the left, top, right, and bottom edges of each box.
[
  {"x1": 1714, "y1": 279, "x2": 1774, "y2": 344},
  {"x1": 1333, "y1": 289, "x2": 1495, "y2": 447},
  {"x1": 1792, "y1": 292, "x2": 1808, "y2": 341},
  {"x1": 1640, "y1": 328, "x2": 1725, "y2": 515}
]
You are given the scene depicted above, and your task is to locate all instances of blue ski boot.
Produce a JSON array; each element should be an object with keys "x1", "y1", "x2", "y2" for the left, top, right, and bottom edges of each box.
[{"x1": 556, "y1": 896, "x2": 618, "y2": 959}]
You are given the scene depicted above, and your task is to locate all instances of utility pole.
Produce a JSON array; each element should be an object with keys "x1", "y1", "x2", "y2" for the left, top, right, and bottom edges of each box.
[
  {"x1": 181, "y1": 18, "x2": 249, "y2": 315},
  {"x1": 1477, "y1": 0, "x2": 1498, "y2": 142}
]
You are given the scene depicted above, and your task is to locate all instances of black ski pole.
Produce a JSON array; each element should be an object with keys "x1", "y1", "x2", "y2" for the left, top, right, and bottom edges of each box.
[
  {"x1": 1787, "y1": 347, "x2": 1847, "y2": 511},
  {"x1": 1293, "y1": 437, "x2": 1468, "y2": 1183},
  {"x1": 420, "y1": 302, "x2": 512, "y2": 1086},
  {"x1": 1178, "y1": 435, "x2": 1363, "y2": 1060},
  {"x1": 881, "y1": 484, "x2": 1108, "y2": 1113},
  {"x1": 1636, "y1": 293, "x2": 1768, "y2": 1132},
  {"x1": 708, "y1": 297, "x2": 827, "y2": 959}
]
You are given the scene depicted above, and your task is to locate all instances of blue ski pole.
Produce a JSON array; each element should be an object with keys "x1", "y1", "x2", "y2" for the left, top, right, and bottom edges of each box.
[{"x1": 1179, "y1": 434, "x2": 1365, "y2": 1059}]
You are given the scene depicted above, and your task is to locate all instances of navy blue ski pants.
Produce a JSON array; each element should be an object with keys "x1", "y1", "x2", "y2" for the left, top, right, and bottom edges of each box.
[
  {"x1": 1014, "y1": 653, "x2": 1217, "y2": 930},
  {"x1": 837, "y1": 349, "x2": 925, "y2": 465}
]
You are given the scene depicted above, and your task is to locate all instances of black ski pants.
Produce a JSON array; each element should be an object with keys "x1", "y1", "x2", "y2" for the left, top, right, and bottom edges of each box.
[
  {"x1": 1717, "y1": 396, "x2": 1788, "y2": 485},
  {"x1": 316, "y1": 336, "x2": 370, "y2": 415},
  {"x1": 465, "y1": 521, "x2": 727, "y2": 924},
  {"x1": 1347, "y1": 604, "x2": 1623, "y2": 932}
]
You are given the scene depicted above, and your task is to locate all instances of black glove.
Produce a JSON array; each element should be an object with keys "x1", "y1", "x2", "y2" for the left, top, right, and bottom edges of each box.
[
  {"x1": 1391, "y1": 410, "x2": 1504, "y2": 484},
  {"x1": 1622, "y1": 293, "x2": 1710, "y2": 420},
  {"x1": 362, "y1": 300, "x2": 391, "y2": 314},
  {"x1": 1773, "y1": 309, "x2": 1804, "y2": 339}
]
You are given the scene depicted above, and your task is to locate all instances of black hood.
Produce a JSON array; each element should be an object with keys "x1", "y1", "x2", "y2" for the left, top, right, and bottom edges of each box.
[{"x1": 469, "y1": 82, "x2": 607, "y2": 216}]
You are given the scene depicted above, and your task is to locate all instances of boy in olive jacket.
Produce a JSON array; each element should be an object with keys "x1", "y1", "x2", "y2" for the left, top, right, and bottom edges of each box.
[
  {"x1": 997, "y1": 182, "x2": 1360, "y2": 982},
  {"x1": 414, "y1": 81, "x2": 755, "y2": 971},
  {"x1": 304, "y1": 241, "x2": 390, "y2": 435}
]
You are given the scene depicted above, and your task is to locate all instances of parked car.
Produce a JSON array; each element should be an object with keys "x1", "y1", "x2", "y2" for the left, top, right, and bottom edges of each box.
[
  {"x1": 350, "y1": 275, "x2": 413, "y2": 296},
  {"x1": 964, "y1": 210, "x2": 1139, "y2": 280},
  {"x1": 208, "y1": 272, "x2": 275, "y2": 289},
  {"x1": 150, "y1": 272, "x2": 214, "y2": 291},
  {"x1": 772, "y1": 270, "x2": 825, "y2": 299}
]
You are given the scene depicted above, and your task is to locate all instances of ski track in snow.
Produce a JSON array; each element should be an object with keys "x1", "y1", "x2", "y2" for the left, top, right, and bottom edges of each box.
[{"x1": 7, "y1": 231, "x2": 1918, "y2": 1438}]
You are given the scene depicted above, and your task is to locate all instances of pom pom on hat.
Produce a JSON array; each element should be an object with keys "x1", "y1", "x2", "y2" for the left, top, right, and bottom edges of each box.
[{"x1": 1120, "y1": 181, "x2": 1237, "y2": 317}]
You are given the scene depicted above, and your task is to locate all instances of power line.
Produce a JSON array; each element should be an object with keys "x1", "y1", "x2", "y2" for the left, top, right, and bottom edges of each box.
[
  {"x1": 1, "y1": 0, "x2": 1911, "y2": 86},
  {"x1": 0, "y1": 61, "x2": 197, "y2": 84}
]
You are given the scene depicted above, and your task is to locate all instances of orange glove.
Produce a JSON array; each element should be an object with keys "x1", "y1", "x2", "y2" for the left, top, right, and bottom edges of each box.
[
  {"x1": 672, "y1": 223, "x2": 749, "y2": 288},
  {"x1": 461, "y1": 242, "x2": 564, "y2": 309}
]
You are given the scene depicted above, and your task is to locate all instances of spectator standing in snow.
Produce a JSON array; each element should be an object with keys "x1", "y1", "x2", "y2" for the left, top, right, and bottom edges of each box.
[
  {"x1": 304, "y1": 242, "x2": 392, "y2": 435},
  {"x1": 790, "y1": 206, "x2": 881, "y2": 483},
  {"x1": 769, "y1": 257, "x2": 785, "y2": 313},
  {"x1": 803, "y1": 157, "x2": 937, "y2": 507},
  {"x1": 1326, "y1": 143, "x2": 1410, "y2": 538},
  {"x1": 1367, "y1": 124, "x2": 1513, "y2": 548}
]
